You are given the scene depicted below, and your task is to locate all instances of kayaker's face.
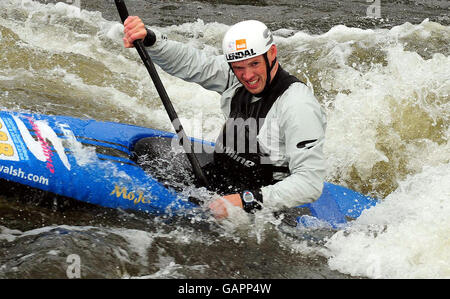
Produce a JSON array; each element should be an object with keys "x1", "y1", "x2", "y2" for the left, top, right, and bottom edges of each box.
[{"x1": 231, "y1": 45, "x2": 277, "y2": 95}]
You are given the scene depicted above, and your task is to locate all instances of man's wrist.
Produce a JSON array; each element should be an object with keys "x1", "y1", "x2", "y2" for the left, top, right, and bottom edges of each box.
[{"x1": 143, "y1": 28, "x2": 156, "y2": 47}]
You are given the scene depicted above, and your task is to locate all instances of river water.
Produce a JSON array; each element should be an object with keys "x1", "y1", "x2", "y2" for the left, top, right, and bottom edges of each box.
[{"x1": 0, "y1": 0, "x2": 449, "y2": 279}]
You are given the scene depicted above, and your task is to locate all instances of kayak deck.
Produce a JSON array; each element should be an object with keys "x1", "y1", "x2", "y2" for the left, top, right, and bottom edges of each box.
[{"x1": 0, "y1": 111, "x2": 377, "y2": 227}]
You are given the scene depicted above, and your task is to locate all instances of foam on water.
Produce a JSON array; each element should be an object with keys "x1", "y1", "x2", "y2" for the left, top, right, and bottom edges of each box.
[
  {"x1": 0, "y1": 1, "x2": 224, "y2": 138},
  {"x1": 325, "y1": 163, "x2": 450, "y2": 278},
  {"x1": 0, "y1": 223, "x2": 216, "y2": 278},
  {"x1": 276, "y1": 20, "x2": 450, "y2": 198}
]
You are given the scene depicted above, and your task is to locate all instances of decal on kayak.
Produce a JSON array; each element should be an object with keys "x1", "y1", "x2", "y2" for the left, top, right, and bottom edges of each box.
[
  {"x1": 0, "y1": 115, "x2": 27, "y2": 162},
  {"x1": 0, "y1": 164, "x2": 49, "y2": 186},
  {"x1": 110, "y1": 184, "x2": 152, "y2": 205},
  {"x1": 13, "y1": 115, "x2": 71, "y2": 173}
]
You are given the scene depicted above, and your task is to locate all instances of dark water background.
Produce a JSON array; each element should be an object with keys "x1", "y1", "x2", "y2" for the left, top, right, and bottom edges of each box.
[{"x1": 83, "y1": 0, "x2": 449, "y2": 33}]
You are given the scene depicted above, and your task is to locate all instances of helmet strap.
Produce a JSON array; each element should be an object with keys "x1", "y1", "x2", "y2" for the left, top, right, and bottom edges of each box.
[{"x1": 254, "y1": 53, "x2": 277, "y2": 98}]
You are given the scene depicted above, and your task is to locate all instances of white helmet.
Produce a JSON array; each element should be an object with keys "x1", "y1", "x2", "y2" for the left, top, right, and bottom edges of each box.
[{"x1": 222, "y1": 20, "x2": 274, "y2": 63}]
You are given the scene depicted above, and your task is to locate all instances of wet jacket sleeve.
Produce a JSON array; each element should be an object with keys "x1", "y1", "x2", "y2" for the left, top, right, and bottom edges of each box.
[
  {"x1": 144, "y1": 29, "x2": 235, "y2": 94},
  {"x1": 260, "y1": 83, "x2": 327, "y2": 210}
]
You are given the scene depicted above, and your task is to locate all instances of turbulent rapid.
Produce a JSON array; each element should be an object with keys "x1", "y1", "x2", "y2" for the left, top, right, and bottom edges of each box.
[{"x1": 0, "y1": 0, "x2": 449, "y2": 279}]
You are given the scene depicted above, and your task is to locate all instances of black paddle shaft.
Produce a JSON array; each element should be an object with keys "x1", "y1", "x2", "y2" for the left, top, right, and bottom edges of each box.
[{"x1": 114, "y1": 0, "x2": 209, "y2": 187}]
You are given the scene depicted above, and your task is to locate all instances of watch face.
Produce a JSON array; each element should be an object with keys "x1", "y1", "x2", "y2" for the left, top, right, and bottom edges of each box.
[{"x1": 242, "y1": 191, "x2": 254, "y2": 203}]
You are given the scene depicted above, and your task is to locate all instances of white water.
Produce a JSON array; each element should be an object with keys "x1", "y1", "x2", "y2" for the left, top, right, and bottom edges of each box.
[
  {"x1": 0, "y1": 1, "x2": 449, "y2": 278},
  {"x1": 326, "y1": 163, "x2": 450, "y2": 278}
]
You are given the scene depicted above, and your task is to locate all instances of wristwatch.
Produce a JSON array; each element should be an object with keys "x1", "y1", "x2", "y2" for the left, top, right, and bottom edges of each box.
[{"x1": 241, "y1": 190, "x2": 259, "y2": 213}]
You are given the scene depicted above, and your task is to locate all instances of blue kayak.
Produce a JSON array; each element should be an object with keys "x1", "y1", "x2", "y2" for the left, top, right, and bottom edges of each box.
[{"x1": 0, "y1": 111, "x2": 377, "y2": 227}]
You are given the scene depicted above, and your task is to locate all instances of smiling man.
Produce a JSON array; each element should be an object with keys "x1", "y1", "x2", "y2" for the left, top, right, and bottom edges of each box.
[{"x1": 123, "y1": 18, "x2": 327, "y2": 219}]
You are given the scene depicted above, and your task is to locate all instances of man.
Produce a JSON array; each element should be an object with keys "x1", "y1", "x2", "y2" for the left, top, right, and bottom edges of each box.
[{"x1": 123, "y1": 17, "x2": 327, "y2": 219}]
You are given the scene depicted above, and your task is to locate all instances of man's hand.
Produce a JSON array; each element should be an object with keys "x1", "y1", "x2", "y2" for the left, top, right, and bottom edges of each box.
[
  {"x1": 209, "y1": 193, "x2": 243, "y2": 219},
  {"x1": 123, "y1": 16, "x2": 147, "y2": 48}
]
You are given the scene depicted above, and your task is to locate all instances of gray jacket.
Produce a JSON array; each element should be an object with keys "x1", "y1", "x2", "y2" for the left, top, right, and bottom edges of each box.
[{"x1": 145, "y1": 30, "x2": 327, "y2": 210}]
